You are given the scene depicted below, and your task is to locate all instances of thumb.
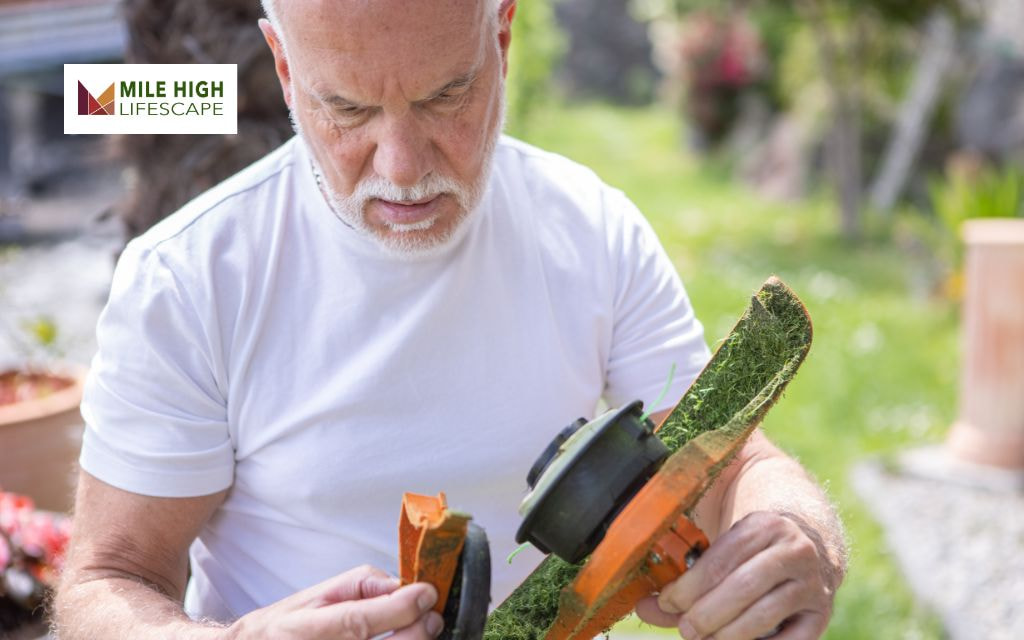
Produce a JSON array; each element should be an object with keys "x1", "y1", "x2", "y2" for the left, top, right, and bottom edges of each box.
[{"x1": 635, "y1": 595, "x2": 681, "y2": 628}]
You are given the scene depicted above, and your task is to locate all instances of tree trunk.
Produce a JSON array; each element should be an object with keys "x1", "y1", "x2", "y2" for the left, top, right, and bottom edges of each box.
[
  {"x1": 870, "y1": 10, "x2": 956, "y2": 213},
  {"x1": 801, "y1": 0, "x2": 862, "y2": 240},
  {"x1": 831, "y1": 94, "x2": 862, "y2": 239},
  {"x1": 118, "y1": 0, "x2": 292, "y2": 242}
]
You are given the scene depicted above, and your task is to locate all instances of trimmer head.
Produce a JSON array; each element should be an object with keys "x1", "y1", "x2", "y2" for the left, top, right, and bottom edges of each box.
[
  {"x1": 515, "y1": 401, "x2": 670, "y2": 563},
  {"x1": 511, "y1": 400, "x2": 712, "y2": 640}
]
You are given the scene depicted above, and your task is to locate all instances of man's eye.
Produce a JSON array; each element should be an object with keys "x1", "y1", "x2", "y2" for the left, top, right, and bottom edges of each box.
[{"x1": 433, "y1": 88, "x2": 469, "y2": 105}]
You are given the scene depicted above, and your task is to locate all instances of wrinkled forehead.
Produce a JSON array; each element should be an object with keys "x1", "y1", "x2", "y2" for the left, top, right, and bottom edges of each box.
[{"x1": 276, "y1": 0, "x2": 492, "y2": 98}]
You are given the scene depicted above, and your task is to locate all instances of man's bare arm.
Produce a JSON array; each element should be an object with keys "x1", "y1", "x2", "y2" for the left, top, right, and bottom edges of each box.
[
  {"x1": 686, "y1": 429, "x2": 847, "y2": 588},
  {"x1": 53, "y1": 470, "x2": 230, "y2": 639},
  {"x1": 54, "y1": 471, "x2": 445, "y2": 640}
]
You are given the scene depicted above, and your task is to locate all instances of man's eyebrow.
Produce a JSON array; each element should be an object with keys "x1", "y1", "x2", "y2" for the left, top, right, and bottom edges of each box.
[
  {"x1": 421, "y1": 69, "x2": 479, "y2": 101},
  {"x1": 315, "y1": 67, "x2": 480, "y2": 109}
]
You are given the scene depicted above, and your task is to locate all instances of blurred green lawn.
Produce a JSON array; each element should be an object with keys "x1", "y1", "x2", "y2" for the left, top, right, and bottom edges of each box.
[{"x1": 517, "y1": 103, "x2": 954, "y2": 639}]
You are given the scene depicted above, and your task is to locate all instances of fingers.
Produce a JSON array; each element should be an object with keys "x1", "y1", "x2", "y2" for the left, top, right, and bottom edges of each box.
[
  {"x1": 673, "y1": 542, "x2": 812, "y2": 635},
  {"x1": 266, "y1": 565, "x2": 399, "y2": 612},
  {"x1": 708, "y1": 580, "x2": 805, "y2": 640},
  {"x1": 658, "y1": 512, "x2": 776, "y2": 615},
  {"x1": 772, "y1": 612, "x2": 828, "y2": 640},
  {"x1": 655, "y1": 512, "x2": 832, "y2": 640},
  {"x1": 231, "y1": 565, "x2": 446, "y2": 640},
  {"x1": 323, "y1": 564, "x2": 402, "y2": 603},
  {"x1": 392, "y1": 611, "x2": 445, "y2": 640},
  {"x1": 318, "y1": 581, "x2": 440, "y2": 639},
  {"x1": 635, "y1": 595, "x2": 680, "y2": 628}
]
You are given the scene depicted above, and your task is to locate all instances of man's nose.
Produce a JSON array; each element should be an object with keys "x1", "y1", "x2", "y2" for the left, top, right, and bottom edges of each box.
[{"x1": 372, "y1": 114, "x2": 432, "y2": 189}]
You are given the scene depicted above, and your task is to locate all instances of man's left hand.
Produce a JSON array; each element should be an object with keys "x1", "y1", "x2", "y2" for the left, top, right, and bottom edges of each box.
[{"x1": 635, "y1": 511, "x2": 835, "y2": 640}]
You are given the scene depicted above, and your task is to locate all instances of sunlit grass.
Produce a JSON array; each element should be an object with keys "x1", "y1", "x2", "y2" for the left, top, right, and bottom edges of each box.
[{"x1": 517, "y1": 102, "x2": 952, "y2": 639}]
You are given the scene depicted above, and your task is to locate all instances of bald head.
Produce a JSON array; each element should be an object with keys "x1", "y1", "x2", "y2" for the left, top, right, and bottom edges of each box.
[{"x1": 260, "y1": 0, "x2": 504, "y2": 54}]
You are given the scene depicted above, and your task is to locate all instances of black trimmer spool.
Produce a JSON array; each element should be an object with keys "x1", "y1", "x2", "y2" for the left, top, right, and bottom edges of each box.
[
  {"x1": 439, "y1": 522, "x2": 491, "y2": 640},
  {"x1": 515, "y1": 400, "x2": 670, "y2": 564}
]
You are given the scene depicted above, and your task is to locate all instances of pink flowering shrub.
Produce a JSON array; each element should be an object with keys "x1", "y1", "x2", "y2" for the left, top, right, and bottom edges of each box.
[
  {"x1": 1, "y1": 489, "x2": 72, "y2": 615},
  {"x1": 678, "y1": 10, "x2": 764, "y2": 89},
  {"x1": 674, "y1": 10, "x2": 766, "y2": 147}
]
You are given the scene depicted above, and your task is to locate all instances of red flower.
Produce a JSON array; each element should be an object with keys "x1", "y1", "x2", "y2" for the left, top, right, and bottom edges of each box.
[
  {"x1": 677, "y1": 10, "x2": 764, "y2": 89},
  {"x1": 0, "y1": 488, "x2": 72, "y2": 589}
]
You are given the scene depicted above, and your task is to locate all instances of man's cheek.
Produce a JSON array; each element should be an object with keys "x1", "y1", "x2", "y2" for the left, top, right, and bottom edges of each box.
[{"x1": 441, "y1": 129, "x2": 487, "y2": 179}]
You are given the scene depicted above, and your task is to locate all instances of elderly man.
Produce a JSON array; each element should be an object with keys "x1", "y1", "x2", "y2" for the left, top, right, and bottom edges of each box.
[{"x1": 54, "y1": 1, "x2": 846, "y2": 639}]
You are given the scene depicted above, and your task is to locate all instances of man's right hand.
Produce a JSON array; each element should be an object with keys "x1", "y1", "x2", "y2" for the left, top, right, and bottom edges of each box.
[
  {"x1": 229, "y1": 565, "x2": 444, "y2": 639},
  {"x1": 54, "y1": 473, "x2": 444, "y2": 640}
]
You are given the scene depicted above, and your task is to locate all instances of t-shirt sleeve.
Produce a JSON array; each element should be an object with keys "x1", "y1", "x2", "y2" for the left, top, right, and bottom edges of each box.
[
  {"x1": 602, "y1": 189, "x2": 711, "y2": 414},
  {"x1": 79, "y1": 240, "x2": 234, "y2": 497}
]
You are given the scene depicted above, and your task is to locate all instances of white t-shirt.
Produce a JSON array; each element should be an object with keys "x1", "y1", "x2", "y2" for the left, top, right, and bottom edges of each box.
[{"x1": 80, "y1": 135, "x2": 710, "y2": 621}]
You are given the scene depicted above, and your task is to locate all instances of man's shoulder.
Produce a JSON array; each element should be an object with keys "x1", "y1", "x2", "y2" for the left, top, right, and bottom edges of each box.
[
  {"x1": 492, "y1": 135, "x2": 637, "y2": 234},
  {"x1": 131, "y1": 137, "x2": 301, "y2": 253},
  {"x1": 494, "y1": 135, "x2": 606, "y2": 193}
]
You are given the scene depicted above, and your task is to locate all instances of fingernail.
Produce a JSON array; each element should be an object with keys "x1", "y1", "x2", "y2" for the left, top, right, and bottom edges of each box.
[
  {"x1": 426, "y1": 611, "x2": 444, "y2": 637},
  {"x1": 417, "y1": 588, "x2": 438, "y2": 612},
  {"x1": 678, "y1": 619, "x2": 700, "y2": 640}
]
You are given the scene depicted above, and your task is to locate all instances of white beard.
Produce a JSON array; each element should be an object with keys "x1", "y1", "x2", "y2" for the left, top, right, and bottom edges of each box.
[{"x1": 291, "y1": 88, "x2": 505, "y2": 261}]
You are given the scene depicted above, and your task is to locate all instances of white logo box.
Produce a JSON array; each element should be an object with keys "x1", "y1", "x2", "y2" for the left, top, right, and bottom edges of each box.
[{"x1": 64, "y1": 63, "x2": 238, "y2": 135}]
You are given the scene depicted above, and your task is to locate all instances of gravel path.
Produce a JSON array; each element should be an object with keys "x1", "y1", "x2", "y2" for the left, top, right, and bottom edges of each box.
[{"x1": 852, "y1": 458, "x2": 1024, "y2": 639}]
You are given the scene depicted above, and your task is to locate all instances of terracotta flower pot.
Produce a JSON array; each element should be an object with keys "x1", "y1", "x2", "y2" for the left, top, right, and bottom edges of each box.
[
  {"x1": 946, "y1": 219, "x2": 1024, "y2": 470},
  {"x1": 0, "y1": 367, "x2": 86, "y2": 513}
]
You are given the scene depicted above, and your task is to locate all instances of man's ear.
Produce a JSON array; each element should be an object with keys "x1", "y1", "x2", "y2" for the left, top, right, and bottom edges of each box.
[
  {"x1": 258, "y1": 18, "x2": 293, "y2": 108},
  {"x1": 497, "y1": 0, "x2": 517, "y2": 78}
]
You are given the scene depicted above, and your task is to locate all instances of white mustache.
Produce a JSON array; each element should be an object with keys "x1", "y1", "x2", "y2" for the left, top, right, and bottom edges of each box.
[{"x1": 353, "y1": 174, "x2": 465, "y2": 206}]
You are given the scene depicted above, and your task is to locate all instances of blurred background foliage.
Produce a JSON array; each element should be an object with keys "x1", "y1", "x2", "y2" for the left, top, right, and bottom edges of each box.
[
  {"x1": 497, "y1": 0, "x2": 1024, "y2": 637},
  {"x1": 505, "y1": 0, "x2": 567, "y2": 137},
  {"x1": 507, "y1": 0, "x2": 1023, "y2": 283}
]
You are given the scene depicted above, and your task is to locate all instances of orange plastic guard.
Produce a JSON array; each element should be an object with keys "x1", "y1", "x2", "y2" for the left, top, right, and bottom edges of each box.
[
  {"x1": 543, "y1": 453, "x2": 713, "y2": 640},
  {"x1": 398, "y1": 492, "x2": 470, "y2": 614}
]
